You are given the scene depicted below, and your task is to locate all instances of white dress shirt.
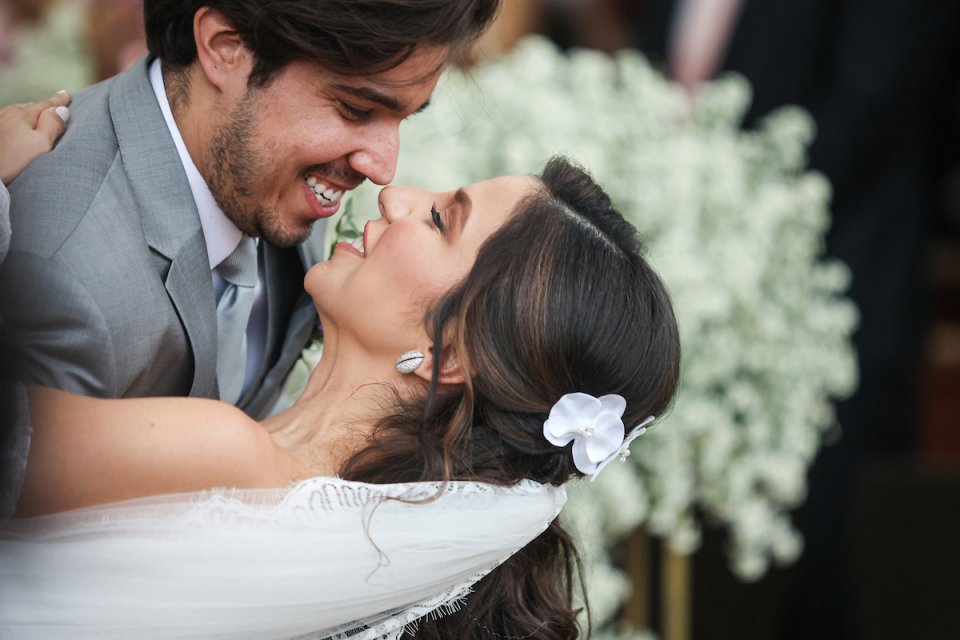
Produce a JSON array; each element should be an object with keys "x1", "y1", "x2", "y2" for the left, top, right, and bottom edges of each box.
[{"x1": 149, "y1": 60, "x2": 268, "y2": 399}]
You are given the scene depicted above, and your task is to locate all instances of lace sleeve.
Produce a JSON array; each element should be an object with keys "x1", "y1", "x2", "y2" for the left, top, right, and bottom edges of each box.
[{"x1": 0, "y1": 477, "x2": 566, "y2": 640}]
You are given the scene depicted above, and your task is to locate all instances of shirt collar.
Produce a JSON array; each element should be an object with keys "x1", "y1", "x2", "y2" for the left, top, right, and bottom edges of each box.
[{"x1": 148, "y1": 59, "x2": 244, "y2": 270}]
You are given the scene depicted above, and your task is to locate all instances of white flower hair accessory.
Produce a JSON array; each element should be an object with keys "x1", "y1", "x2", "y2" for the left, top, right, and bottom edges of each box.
[{"x1": 543, "y1": 392, "x2": 656, "y2": 481}]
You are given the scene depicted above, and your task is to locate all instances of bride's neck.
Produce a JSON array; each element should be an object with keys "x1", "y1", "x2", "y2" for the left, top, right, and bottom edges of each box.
[{"x1": 261, "y1": 339, "x2": 422, "y2": 480}]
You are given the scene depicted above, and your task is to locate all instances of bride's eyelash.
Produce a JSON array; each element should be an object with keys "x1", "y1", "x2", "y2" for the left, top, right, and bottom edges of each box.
[{"x1": 430, "y1": 204, "x2": 445, "y2": 231}]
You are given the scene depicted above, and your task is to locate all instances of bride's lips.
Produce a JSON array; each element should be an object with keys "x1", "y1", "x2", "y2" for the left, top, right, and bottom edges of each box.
[
  {"x1": 335, "y1": 241, "x2": 364, "y2": 257},
  {"x1": 333, "y1": 222, "x2": 369, "y2": 258}
]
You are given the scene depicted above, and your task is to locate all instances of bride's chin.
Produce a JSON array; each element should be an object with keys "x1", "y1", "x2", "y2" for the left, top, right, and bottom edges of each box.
[{"x1": 303, "y1": 262, "x2": 338, "y2": 302}]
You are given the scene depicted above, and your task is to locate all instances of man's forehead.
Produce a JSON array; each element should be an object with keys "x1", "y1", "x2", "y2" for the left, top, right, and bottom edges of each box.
[
  {"x1": 326, "y1": 48, "x2": 447, "y2": 114},
  {"x1": 332, "y1": 47, "x2": 449, "y2": 95}
]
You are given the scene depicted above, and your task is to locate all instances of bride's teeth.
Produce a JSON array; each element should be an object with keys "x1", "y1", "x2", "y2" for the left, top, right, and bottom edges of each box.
[{"x1": 351, "y1": 237, "x2": 364, "y2": 254}]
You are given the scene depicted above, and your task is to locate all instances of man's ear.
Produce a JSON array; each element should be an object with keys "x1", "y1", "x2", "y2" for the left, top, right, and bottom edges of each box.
[
  {"x1": 193, "y1": 7, "x2": 251, "y2": 93},
  {"x1": 411, "y1": 344, "x2": 466, "y2": 386}
]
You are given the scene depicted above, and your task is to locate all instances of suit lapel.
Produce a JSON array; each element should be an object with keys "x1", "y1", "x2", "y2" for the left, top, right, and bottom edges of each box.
[
  {"x1": 164, "y1": 235, "x2": 218, "y2": 397},
  {"x1": 109, "y1": 58, "x2": 218, "y2": 399}
]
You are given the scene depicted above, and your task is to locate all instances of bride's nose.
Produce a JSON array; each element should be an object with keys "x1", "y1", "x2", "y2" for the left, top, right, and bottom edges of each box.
[{"x1": 378, "y1": 186, "x2": 433, "y2": 223}]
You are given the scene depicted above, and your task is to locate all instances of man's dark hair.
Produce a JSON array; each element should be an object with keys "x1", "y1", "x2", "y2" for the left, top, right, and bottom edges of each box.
[{"x1": 144, "y1": 0, "x2": 501, "y2": 87}]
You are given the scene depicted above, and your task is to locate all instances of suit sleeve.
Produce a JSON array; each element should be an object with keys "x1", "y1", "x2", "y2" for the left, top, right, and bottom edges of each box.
[
  {"x1": 0, "y1": 183, "x2": 10, "y2": 264},
  {"x1": 0, "y1": 249, "x2": 117, "y2": 396}
]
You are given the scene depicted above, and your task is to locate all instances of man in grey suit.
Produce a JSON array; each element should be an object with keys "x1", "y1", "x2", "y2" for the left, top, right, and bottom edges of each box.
[{"x1": 0, "y1": 0, "x2": 500, "y2": 419}]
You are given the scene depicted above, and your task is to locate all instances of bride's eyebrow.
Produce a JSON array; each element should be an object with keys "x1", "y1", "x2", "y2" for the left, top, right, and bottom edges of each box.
[
  {"x1": 452, "y1": 188, "x2": 472, "y2": 232},
  {"x1": 453, "y1": 188, "x2": 471, "y2": 209}
]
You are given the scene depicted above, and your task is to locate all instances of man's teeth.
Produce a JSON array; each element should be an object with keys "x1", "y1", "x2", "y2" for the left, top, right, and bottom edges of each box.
[{"x1": 306, "y1": 176, "x2": 344, "y2": 204}]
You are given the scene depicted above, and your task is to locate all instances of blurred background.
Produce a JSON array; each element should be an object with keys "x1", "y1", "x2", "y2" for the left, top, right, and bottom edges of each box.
[
  {"x1": 491, "y1": 4, "x2": 960, "y2": 639},
  {"x1": 2, "y1": 1, "x2": 958, "y2": 638}
]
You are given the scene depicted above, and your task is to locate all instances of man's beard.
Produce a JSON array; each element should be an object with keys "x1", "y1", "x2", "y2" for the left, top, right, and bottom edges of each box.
[{"x1": 204, "y1": 91, "x2": 308, "y2": 249}]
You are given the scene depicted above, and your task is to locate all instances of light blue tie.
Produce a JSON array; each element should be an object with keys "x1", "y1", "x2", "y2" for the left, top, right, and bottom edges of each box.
[{"x1": 215, "y1": 237, "x2": 258, "y2": 405}]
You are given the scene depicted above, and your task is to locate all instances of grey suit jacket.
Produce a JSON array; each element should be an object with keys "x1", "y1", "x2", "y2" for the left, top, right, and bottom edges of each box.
[
  {"x1": 0, "y1": 182, "x2": 10, "y2": 263},
  {"x1": 0, "y1": 59, "x2": 324, "y2": 418}
]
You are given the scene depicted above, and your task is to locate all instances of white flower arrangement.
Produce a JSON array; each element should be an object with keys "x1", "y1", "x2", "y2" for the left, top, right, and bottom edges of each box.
[{"x1": 287, "y1": 36, "x2": 857, "y2": 632}]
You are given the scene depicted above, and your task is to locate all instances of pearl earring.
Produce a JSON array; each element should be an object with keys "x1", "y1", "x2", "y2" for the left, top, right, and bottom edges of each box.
[{"x1": 395, "y1": 349, "x2": 425, "y2": 375}]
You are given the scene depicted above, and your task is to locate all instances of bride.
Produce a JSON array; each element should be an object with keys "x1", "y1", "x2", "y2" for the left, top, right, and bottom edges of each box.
[{"x1": 1, "y1": 157, "x2": 680, "y2": 639}]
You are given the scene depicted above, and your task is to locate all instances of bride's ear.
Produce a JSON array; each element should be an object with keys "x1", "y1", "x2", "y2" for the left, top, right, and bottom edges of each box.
[{"x1": 411, "y1": 344, "x2": 466, "y2": 386}]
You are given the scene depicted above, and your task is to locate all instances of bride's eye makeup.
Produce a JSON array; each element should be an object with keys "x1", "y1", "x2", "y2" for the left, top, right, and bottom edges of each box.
[{"x1": 430, "y1": 204, "x2": 446, "y2": 232}]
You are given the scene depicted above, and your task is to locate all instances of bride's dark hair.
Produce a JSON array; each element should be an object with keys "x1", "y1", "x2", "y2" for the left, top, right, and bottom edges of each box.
[{"x1": 340, "y1": 157, "x2": 681, "y2": 639}]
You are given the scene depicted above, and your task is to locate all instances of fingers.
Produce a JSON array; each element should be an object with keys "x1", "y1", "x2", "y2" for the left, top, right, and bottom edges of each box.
[
  {"x1": 0, "y1": 91, "x2": 72, "y2": 184},
  {"x1": 22, "y1": 90, "x2": 71, "y2": 124},
  {"x1": 36, "y1": 105, "x2": 69, "y2": 148}
]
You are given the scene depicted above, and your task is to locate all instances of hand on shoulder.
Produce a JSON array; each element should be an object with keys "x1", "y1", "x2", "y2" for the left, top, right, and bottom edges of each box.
[{"x1": 0, "y1": 91, "x2": 70, "y2": 185}]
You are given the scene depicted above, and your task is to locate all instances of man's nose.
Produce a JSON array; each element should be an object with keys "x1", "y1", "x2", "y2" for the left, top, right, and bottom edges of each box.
[{"x1": 349, "y1": 122, "x2": 400, "y2": 186}]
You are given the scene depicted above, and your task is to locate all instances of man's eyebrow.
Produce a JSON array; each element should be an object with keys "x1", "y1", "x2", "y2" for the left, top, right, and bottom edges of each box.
[{"x1": 332, "y1": 84, "x2": 430, "y2": 116}]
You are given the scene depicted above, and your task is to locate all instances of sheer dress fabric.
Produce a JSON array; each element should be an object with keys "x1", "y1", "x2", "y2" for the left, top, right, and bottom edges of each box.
[{"x1": 0, "y1": 477, "x2": 566, "y2": 639}]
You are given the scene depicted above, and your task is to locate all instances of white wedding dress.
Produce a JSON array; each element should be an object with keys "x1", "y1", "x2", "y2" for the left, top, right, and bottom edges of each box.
[{"x1": 0, "y1": 476, "x2": 566, "y2": 639}]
